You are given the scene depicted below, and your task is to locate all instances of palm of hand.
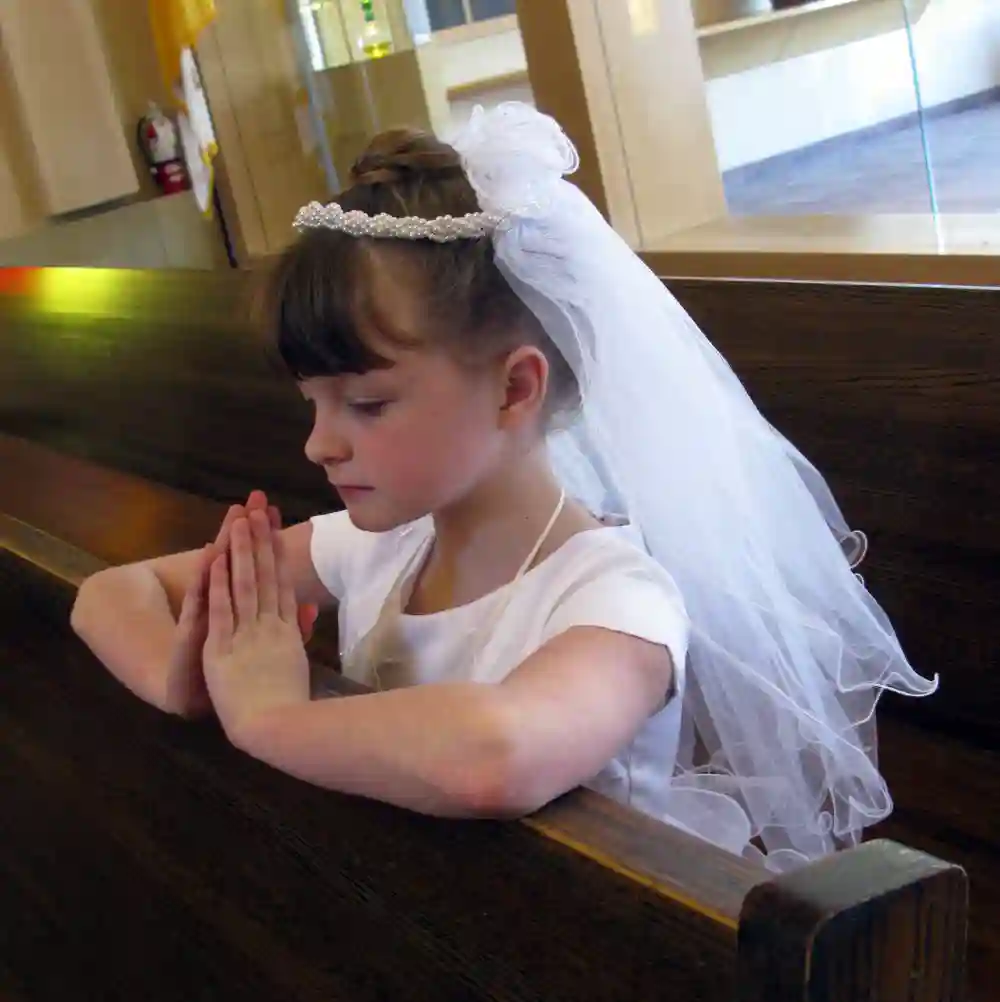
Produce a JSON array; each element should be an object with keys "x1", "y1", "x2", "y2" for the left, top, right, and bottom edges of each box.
[
  {"x1": 203, "y1": 509, "x2": 311, "y2": 732},
  {"x1": 167, "y1": 491, "x2": 316, "y2": 719}
]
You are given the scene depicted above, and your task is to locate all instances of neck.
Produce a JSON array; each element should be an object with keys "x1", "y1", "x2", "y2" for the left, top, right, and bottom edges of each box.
[
  {"x1": 432, "y1": 447, "x2": 565, "y2": 569},
  {"x1": 407, "y1": 446, "x2": 599, "y2": 615}
]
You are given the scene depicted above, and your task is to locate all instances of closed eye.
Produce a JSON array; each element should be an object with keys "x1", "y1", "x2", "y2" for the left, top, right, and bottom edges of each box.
[{"x1": 347, "y1": 399, "x2": 390, "y2": 418}]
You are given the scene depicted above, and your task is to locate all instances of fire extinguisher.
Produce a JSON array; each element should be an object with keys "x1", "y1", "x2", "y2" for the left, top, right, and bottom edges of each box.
[{"x1": 136, "y1": 102, "x2": 192, "y2": 196}]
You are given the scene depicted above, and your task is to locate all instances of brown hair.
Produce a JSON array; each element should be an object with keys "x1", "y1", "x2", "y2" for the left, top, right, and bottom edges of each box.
[{"x1": 264, "y1": 127, "x2": 579, "y2": 421}]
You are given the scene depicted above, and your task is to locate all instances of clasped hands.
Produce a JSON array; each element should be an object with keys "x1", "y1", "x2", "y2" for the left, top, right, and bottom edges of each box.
[{"x1": 174, "y1": 490, "x2": 316, "y2": 734}]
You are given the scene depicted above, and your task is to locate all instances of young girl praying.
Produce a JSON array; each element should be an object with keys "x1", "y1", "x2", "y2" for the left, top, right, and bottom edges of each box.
[{"x1": 71, "y1": 103, "x2": 936, "y2": 872}]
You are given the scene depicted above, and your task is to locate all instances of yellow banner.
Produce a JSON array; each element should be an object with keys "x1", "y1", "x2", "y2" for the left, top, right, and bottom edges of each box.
[{"x1": 149, "y1": 0, "x2": 217, "y2": 90}]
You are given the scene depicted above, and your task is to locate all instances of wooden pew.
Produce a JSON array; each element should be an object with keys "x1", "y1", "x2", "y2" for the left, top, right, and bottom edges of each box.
[
  {"x1": 666, "y1": 278, "x2": 1000, "y2": 748},
  {"x1": 0, "y1": 266, "x2": 982, "y2": 996},
  {"x1": 0, "y1": 439, "x2": 967, "y2": 1002},
  {"x1": 2, "y1": 269, "x2": 997, "y2": 744},
  {"x1": 661, "y1": 278, "x2": 1000, "y2": 1002},
  {"x1": 0, "y1": 266, "x2": 323, "y2": 524}
]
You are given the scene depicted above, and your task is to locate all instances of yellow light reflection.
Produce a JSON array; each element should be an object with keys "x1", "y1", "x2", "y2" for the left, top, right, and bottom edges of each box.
[{"x1": 36, "y1": 268, "x2": 130, "y2": 318}]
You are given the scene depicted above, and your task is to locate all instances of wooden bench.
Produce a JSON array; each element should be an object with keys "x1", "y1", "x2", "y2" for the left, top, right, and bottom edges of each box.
[
  {"x1": 3, "y1": 268, "x2": 998, "y2": 743},
  {"x1": 3, "y1": 266, "x2": 988, "y2": 995},
  {"x1": 0, "y1": 438, "x2": 968, "y2": 1001},
  {"x1": 0, "y1": 266, "x2": 322, "y2": 523},
  {"x1": 667, "y1": 278, "x2": 1000, "y2": 747}
]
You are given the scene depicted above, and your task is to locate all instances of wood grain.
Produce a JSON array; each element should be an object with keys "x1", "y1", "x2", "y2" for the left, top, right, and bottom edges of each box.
[
  {"x1": 0, "y1": 268, "x2": 977, "y2": 999},
  {"x1": 667, "y1": 277, "x2": 1000, "y2": 744},
  {"x1": 2, "y1": 270, "x2": 997, "y2": 742},
  {"x1": 0, "y1": 497, "x2": 966, "y2": 1002},
  {"x1": 0, "y1": 269, "x2": 326, "y2": 524},
  {"x1": 1, "y1": 541, "x2": 753, "y2": 1002},
  {"x1": 739, "y1": 840, "x2": 967, "y2": 1002}
]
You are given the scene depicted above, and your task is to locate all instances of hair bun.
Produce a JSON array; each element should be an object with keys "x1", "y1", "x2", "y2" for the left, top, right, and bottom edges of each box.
[{"x1": 350, "y1": 128, "x2": 464, "y2": 188}]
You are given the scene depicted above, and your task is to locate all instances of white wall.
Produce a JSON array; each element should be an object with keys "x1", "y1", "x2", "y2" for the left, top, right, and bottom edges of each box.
[
  {"x1": 708, "y1": 0, "x2": 1000, "y2": 170},
  {"x1": 306, "y1": 0, "x2": 1000, "y2": 173},
  {"x1": 433, "y1": 26, "x2": 527, "y2": 91}
]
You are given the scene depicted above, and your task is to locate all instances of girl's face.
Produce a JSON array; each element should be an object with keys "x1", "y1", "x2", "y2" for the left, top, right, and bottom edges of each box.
[{"x1": 300, "y1": 345, "x2": 509, "y2": 532}]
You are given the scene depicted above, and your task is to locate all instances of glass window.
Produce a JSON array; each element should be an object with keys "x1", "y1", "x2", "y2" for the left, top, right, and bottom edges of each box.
[
  {"x1": 426, "y1": 0, "x2": 466, "y2": 31},
  {"x1": 469, "y1": 0, "x2": 517, "y2": 20},
  {"x1": 698, "y1": 0, "x2": 959, "y2": 216}
]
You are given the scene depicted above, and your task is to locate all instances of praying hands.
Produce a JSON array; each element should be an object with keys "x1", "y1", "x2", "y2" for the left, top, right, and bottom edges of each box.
[{"x1": 203, "y1": 508, "x2": 312, "y2": 736}]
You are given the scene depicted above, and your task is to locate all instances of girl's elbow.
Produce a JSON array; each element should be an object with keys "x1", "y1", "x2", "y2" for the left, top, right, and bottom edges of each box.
[
  {"x1": 445, "y1": 729, "x2": 553, "y2": 820},
  {"x1": 450, "y1": 764, "x2": 525, "y2": 819}
]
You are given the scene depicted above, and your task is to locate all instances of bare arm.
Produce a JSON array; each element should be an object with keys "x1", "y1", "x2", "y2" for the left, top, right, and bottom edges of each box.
[
  {"x1": 142, "y1": 517, "x2": 331, "y2": 617},
  {"x1": 71, "y1": 499, "x2": 333, "y2": 716},
  {"x1": 229, "y1": 626, "x2": 673, "y2": 818}
]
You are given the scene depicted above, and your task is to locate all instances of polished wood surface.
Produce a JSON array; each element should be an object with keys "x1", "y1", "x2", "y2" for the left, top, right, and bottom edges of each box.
[
  {"x1": 0, "y1": 470, "x2": 966, "y2": 1001},
  {"x1": 4, "y1": 555, "x2": 749, "y2": 1002},
  {"x1": 739, "y1": 840, "x2": 967, "y2": 1002},
  {"x1": 3, "y1": 269, "x2": 997, "y2": 741},
  {"x1": 0, "y1": 433, "x2": 348, "y2": 675},
  {"x1": 0, "y1": 268, "x2": 327, "y2": 524},
  {"x1": 646, "y1": 215, "x2": 1000, "y2": 286},
  {"x1": 662, "y1": 274, "x2": 1000, "y2": 1001},
  {"x1": 1, "y1": 524, "x2": 753, "y2": 1002},
  {"x1": 668, "y1": 276, "x2": 1000, "y2": 744},
  {"x1": 0, "y1": 267, "x2": 984, "y2": 998}
]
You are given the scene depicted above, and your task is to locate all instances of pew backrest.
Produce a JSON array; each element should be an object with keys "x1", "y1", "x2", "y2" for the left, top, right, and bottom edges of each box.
[
  {"x1": 4, "y1": 269, "x2": 997, "y2": 741},
  {"x1": 0, "y1": 436, "x2": 969, "y2": 1002},
  {"x1": 666, "y1": 277, "x2": 1000, "y2": 744},
  {"x1": 0, "y1": 267, "x2": 973, "y2": 999}
]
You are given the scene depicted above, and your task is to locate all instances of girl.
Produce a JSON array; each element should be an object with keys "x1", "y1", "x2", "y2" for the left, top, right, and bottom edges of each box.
[{"x1": 72, "y1": 103, "x2": 936, "y2": 872}]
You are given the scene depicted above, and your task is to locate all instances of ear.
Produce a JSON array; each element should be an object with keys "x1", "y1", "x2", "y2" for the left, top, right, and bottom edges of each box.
[{"x1": 498, "y1": 345, "x2": 549, "y2": 430}]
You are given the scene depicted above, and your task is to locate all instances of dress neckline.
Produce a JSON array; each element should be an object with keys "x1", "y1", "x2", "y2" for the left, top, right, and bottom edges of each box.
[{"x1": 399, "y1": 520, "x2": 627, "y2": 622}]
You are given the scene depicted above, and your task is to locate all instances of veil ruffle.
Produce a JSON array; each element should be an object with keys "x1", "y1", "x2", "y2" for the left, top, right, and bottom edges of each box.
[{"x1": 453, "y1": 103, "x2": 937, "y2": 871}]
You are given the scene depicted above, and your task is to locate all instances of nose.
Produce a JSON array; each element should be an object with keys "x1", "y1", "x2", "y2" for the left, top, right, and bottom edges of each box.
[{"x1": 304, "y1": 417, "x2": 352, "y2": 468}]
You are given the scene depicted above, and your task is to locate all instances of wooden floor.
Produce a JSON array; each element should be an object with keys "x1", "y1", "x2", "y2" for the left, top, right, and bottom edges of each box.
[
  {"x1": 725, "y1": 97, "x2": 1000, "y2": 215},
  {"x1": 875, "y1": 712, "x2": 999, "y2": 1002}
]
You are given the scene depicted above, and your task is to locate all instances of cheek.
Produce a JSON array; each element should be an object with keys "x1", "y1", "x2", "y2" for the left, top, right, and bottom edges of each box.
[{"x1": 375, "y1": 400, "x2": 496, "y2": 494}]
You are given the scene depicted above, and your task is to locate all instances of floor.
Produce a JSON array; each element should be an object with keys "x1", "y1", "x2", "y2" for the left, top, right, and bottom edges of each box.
[{"x1": 724, "y1": 98, "x2": 1000, "y2": 215}]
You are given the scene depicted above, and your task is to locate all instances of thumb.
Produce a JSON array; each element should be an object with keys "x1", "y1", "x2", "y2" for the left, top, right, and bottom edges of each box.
[{"x1": 178, "y1": 545, "x2": 213, "y2": 631}]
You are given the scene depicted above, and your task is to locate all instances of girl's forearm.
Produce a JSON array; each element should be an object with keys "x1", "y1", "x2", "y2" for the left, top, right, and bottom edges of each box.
[
  {"x1": 227, "y1": 683, "x2": 526, "y2": 818},
  {"x1": 71, "y1": 566, "x2": 201, "y2": 715}
]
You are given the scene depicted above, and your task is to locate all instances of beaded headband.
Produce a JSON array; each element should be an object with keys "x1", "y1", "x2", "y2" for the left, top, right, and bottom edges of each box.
[{"x1": 293, "y1": 201, "x2": 504, "y2": 243}]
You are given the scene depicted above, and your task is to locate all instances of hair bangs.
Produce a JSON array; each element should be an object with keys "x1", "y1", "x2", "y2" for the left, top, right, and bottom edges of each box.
[{"x1": 267, "y1": 229, "x2": 392, "y2": 380}]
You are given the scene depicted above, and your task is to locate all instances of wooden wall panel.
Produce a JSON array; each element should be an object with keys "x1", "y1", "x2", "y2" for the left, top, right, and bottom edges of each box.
[
  {"x1": 516, "y1": 0, "x2": 726, "y2": 248},
  {"x1": 0, "y1": 0, "x2": 139, "y2": 216},
  {"x1": 196, "y1": 0, "x2": 329, "y2": 259}
]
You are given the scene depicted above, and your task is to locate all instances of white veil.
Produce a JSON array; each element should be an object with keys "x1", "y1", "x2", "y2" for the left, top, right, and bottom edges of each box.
[{"x1": 452, "y1": 103, "x2": 938, "y2": 871}]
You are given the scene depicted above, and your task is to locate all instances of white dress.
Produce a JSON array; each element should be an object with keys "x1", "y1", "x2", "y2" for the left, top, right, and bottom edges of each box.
[{"x1": 309, "y1": 511, "x2": 690, "y2": 820}]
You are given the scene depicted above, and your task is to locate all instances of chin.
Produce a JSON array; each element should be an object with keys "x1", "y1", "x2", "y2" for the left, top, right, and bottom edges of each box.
[{"x1": 341, "y1": 497, "x2": 425, "y2": 534}]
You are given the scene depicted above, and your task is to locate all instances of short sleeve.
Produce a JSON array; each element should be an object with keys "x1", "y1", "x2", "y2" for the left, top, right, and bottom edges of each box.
[
  {"x1": 541, "y1": 555, "x2": 690, "y2": 678},
  {"x1": 309, "y1": 511, "x2": 367, "y2": 600},
  {"x1": 309, "y1": 511, "x2": 432, "y2": 602}
]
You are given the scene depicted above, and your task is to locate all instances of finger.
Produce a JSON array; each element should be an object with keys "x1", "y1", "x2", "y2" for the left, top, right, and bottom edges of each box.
[
  {"x1": 205, "y1": 554, "x2": 234, "y2": 655},
  {"x1": 298, "y1": 602, "x2": 319, "y2": 642},
  {"x1": 267, "y1": 504, "x2": 282, "y2": 532},
  {"x1": 250, "y1": 509, "x2": 278, "y2": 616},
  {"x1": 229, "y1": 516, "x2": 258, "y2": 625},
  {"x1": 273, "y1": 526, "x2": 298, "y2": 624},
  {"x1": 177, "y1": 545, "x2": 213, "y2": 630},
  {"x1": 214, "y1": 503, "x2": 245, "y2": 550},
  {"x1": 246, "y1": 489, "x2": 268, "y2": 512}
]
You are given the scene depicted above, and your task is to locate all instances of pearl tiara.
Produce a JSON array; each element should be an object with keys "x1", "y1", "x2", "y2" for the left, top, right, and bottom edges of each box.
[{"x1": 293, "y1": 201, "x2": 504, "y2": 243}]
